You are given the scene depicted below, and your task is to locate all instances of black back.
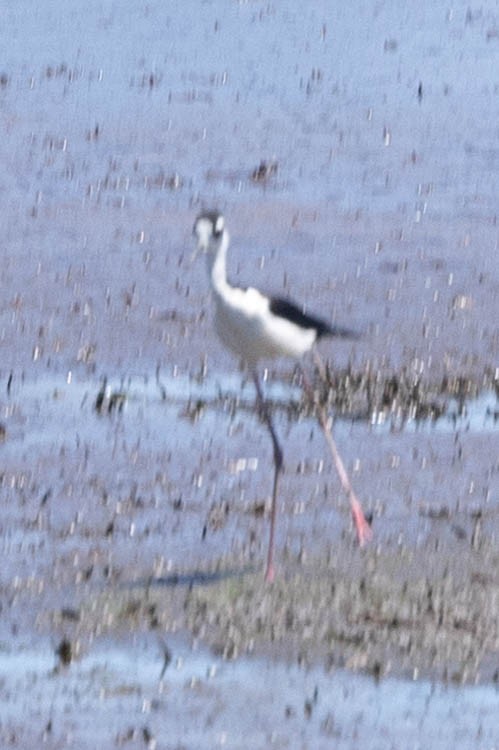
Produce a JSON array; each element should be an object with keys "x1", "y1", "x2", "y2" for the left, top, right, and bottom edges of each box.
[{"x1": 269, "y1": 296, "x2": 359, "y2": 340}]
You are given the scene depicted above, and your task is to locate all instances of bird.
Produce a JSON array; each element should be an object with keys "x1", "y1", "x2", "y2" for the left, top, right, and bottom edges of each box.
[{"x1": 193, "y1": 211, "x2": 372, "y2": 582}]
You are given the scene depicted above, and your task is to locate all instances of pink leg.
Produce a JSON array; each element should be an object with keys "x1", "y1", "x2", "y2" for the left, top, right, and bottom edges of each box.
[
  {"x1": 315, "y1": 405, "x2": 372, "y2": 545},
  {"x1": 305, "y1": 353, "x2": 372, "y2": 546},
  {"x1": 252, "y1": 371, "x2": 283, "y2": 582},
  {"x1": 264, "y1": 466, "x2": 279, "y2": 583}
]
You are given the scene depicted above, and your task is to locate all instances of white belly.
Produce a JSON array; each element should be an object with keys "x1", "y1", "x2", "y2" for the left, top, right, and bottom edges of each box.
[{"x1": 213, "y1": 291, "x2": 317, "y2": 367}]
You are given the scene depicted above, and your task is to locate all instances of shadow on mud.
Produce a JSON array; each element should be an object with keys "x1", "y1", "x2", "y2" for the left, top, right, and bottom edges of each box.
[{"x1": 128, "y1": 565, "x2": 256, "y2": 590}]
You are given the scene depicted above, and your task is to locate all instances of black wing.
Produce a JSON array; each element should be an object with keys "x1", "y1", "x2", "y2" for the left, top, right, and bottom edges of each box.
[{"x1": 269, "y1": 297, "x2": 360, "y2": 340}]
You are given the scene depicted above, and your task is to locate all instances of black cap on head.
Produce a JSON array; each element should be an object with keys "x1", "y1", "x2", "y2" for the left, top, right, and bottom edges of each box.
[{"x1": 195, "y1": 211, "x2": 225, "y2": 238}]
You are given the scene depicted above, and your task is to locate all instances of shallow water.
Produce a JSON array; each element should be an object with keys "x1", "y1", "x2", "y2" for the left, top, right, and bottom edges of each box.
[
  {"x1": 4, "y1": 371, "x2": 498, "y2": 450},
  {"x1": 1, "y1": 0, "x2": 499, "y2": 746},
  {"x1": 1, "y1": 634, "x2": 498, "y2": 749}
]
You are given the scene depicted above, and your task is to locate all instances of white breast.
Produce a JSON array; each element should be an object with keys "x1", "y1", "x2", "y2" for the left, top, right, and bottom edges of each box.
[{"x1": 213, "y1": 286, "x2": 317, "y2": 367}]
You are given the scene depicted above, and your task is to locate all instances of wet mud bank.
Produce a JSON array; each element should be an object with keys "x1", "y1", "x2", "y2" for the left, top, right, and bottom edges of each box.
[
  {"x1": 1, "y1": 0, "x2": 499, "y2": 745},
  {"x1": 1, "y1": 370, "x2": 498, "y2": 687}
]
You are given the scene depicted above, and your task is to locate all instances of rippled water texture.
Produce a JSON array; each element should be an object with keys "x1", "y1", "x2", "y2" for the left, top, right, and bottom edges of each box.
[{"x1": 1, "y1": 1, "x2": 499, "y2": 747}]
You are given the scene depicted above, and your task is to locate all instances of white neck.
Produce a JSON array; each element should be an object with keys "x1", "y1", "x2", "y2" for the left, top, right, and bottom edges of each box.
[{"x1": 206, "y1": 229, "x2": 231, "y2": 296}]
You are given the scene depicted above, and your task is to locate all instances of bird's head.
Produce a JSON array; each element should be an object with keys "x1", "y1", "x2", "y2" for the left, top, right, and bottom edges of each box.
[{"x1": 193, "y1": 211, "x2": 226, "y2": 254}]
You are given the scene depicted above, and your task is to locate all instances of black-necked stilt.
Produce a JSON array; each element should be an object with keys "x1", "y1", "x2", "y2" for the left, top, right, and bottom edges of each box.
[{"x1": 193, "y1": 211, "x2": 371, "y2": 582}]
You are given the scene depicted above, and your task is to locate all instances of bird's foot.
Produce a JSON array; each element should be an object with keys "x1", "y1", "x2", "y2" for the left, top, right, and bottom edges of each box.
[
  {"x1": 351, "y1": 500, "x2": 373, "y2": 546},
  {"x1": 264, "y1": 563, "x2": 275, "y2": 583}
]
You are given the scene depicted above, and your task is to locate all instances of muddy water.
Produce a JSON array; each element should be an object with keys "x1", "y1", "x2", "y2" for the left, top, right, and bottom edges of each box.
[
  {"x1": 1, "y1": 371, "x2": 499, "y2": 747},
  {"x1": 1, "y1": 634, "x2": 499, "y2": 749},
  {"x1": 1, "y1": 1, "x2": 499, "y2": 747}
]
